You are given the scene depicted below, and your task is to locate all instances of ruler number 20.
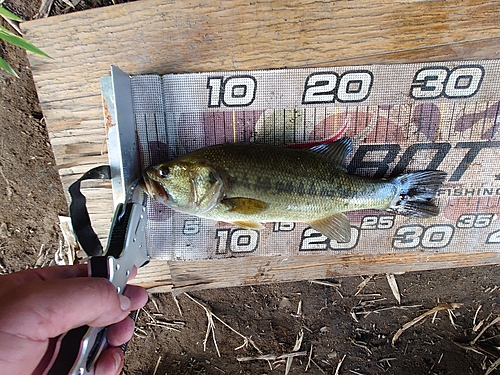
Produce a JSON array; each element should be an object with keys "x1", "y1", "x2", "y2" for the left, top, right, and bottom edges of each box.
[
  {"x1": 410, "y1": 64, "x2": 485, "y2": 99},
  {"x1": 302, "y1": 70, "x2": 373, "y2": 104}
]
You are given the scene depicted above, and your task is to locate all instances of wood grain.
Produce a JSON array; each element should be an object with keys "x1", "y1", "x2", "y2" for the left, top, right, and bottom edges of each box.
[
  {"x1": 22, "y1": 0, "x2": 500, "y2": 291},
  {"x1": 133, "y1": 251, "x2": 500, "y2": 294}
]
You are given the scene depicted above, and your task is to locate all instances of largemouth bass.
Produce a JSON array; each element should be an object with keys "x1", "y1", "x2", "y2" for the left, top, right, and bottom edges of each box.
[{"x1": 142, "y1": 138, "x2": 446, "y2": 242}]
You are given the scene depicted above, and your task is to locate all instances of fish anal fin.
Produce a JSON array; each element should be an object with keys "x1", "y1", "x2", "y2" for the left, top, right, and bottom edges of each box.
[
  {"x1": 232, "y1": 221, "x2": 264, "y2": 230},
  {"x1": 307, "y1": 213, "x2": 351, "y2": 242},
  {"x1": 308, "y1": 138, "x2": 353, "y2": 168},
  {"x1": 222, "y1": 197, "x2": 268, "y2": 214}
]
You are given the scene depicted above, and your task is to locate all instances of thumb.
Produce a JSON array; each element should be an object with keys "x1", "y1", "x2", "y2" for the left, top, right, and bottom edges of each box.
[{"x1": 0, "y1": 277, "x2": 134, "y2": 341}]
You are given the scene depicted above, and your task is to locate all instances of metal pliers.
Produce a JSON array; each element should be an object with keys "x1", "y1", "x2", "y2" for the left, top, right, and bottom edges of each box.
[{"x1": 44, "y1": 183, "x2": 149, "y2": 375}]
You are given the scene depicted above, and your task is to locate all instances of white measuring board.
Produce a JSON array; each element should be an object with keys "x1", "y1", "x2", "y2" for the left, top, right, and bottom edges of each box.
[{"x1": 102, "y1": 61, "x2": 500, "y2": 261}]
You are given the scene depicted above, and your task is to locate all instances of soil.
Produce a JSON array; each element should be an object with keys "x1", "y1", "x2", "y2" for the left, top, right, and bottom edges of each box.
[{"x1": 0, "y1": 1, "x2": 499, "y2": 374}]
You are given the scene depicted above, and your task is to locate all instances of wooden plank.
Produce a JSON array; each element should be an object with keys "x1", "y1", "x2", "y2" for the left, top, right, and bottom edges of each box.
[
  {"x1": 22, "y1": 0, "x2": 500, "y2": 185},
  {"x1": 321, "y1": 37, "x2": 500, "y2": 66},
  {"x1": 24, "y1": 1, "x2": 500, "y2": 97},
  {"x1": 22, "y1": 0, "x2": 500, "y2": 292},
  {"x1": 132, "y1": 260, "x2": 174, "y2": 293},
  {"x1": 133, "y1": 251, "x2": 500, "y2": 294}
]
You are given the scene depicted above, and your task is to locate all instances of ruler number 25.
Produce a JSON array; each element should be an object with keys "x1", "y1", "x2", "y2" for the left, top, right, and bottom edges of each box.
[{"x1": 410, "y1": 64, "x2": 485, "y2": 100}]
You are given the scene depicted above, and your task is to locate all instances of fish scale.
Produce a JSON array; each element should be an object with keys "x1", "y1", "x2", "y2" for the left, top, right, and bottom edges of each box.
[{"x1": 195, "y1": 144, "x2": 395, "y2": 221}]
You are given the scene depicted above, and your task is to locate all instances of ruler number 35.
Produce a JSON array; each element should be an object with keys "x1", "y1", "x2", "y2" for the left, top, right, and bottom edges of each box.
[{"x1": 410, "y1": 64, "x2": 485, "y2": 100}]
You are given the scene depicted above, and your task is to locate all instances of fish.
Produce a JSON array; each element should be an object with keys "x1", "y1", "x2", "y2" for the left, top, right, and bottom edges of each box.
[{"x1": 142, "y1": 138, "x2": 447, "y2": 242}]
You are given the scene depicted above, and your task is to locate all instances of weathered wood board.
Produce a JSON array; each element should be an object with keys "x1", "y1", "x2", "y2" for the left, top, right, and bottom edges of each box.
[{"x1": 22, "y1": 0, "x2": 500, "y2": 292}]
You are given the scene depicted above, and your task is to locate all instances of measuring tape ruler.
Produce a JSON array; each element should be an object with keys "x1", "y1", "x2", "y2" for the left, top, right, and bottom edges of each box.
[{"x1": 123, "y1": 60, "x2": 500, "y2": 260}]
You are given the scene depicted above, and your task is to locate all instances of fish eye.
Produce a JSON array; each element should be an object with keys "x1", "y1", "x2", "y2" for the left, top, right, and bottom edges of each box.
[
  {"x1": 158, "y1": 167, "x2": 169, "y2": 178},
  {"x1": 208, "y1": 171, "x2": 218, "y2": 185}
]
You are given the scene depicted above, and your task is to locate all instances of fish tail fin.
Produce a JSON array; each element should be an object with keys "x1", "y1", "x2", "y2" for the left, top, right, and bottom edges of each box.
[{"x1": 388, "y1": 171, "x2": 447, "y2": 217}]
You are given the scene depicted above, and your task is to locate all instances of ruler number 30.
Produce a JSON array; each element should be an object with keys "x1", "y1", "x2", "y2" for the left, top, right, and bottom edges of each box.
[{"x1": 410, "y1": 64, "x2": 485, "y2": 99}]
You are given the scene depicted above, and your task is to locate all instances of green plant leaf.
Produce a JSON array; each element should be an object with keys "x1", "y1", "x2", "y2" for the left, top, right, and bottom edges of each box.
[
  {"x1": 0, "y1": 6, "x2": 24, "y2": 22},
  {"x1": 0, "y1": 55, "x2": 19, "y2": 77},
  {"x1": 0, "y1": 25, "x2": 51, "y2": 58}
]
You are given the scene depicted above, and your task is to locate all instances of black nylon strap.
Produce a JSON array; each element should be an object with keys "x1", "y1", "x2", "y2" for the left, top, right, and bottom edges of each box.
[{"x1": 68, "y1": 165, "x2": 111, "y2": 257}]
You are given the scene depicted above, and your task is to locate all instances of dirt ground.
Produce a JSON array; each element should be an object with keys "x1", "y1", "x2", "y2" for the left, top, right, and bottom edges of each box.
[{"x1": 0, "y1": 1, "x2": 499, "y2": 374}]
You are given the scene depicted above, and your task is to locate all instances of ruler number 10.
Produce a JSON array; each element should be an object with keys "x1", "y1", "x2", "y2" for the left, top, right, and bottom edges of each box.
[
  {"x1": 215, "y1": 228, "x2": 259, "y2": 253},
  {"x1": 410, "y1": 64, "x2": 484, "y2": 99},
  {"x1": 207, "y1": 75, "x2": 257, "y2": 107}
]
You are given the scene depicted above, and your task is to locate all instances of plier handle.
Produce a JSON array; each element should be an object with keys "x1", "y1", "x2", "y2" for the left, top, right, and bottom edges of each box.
[{"x1": 44, "y1": 182, "x2": 149, "y2": 375}]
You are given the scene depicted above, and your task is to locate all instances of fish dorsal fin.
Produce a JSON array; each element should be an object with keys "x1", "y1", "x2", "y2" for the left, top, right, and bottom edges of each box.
[
  {"x1": 232, "y1": 221, "x2": 264, "y2": 230},
  {"x1": 308, "y1": 138, "x2": 353, "y2": 168},
  {"x1": 307, "y1": 213, "x2": 352, "y2": 242},
  {"x1": 222, "y1": 197, "x2": 269, "y2": 214}
]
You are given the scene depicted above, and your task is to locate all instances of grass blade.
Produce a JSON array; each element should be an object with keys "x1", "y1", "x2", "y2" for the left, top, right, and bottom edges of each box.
[
  {"x1": 0, "y1": 6, "x2": 24, "y2": 22},
  {"x1": 0, "y1": 26, "x2": 51, "y2": 58},
  {"x1": 0, "y1": 56, "x2": 19, "y2": 77}
]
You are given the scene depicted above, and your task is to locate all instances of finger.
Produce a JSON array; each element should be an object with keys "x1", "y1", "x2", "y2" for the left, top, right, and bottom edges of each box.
[
  {"x1": 28, "y1": 264, "x2": 88, "y2": 280},
  {"x1": 0, "y1": 277, "x2": 139, "y2": 341},
  {"x1": 0, "y1": 264, "x2": 88, "y2": 294},
  {"x1": 95, "y1": 347, "x2": 123, "y2": 375},
  {"x1": 123, "y1": 284, "x2": 149, "y2": 311},
  {"x1": 107, "y1": 316, "x2": 135, "y2": 347},
  {"x1": 128, "y1": 265, "x2": 138, "y2": 280}
]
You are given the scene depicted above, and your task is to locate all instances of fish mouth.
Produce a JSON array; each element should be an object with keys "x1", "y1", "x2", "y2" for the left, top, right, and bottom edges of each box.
[{"x1": 142, "y1": 171, "x2": 169, "y2": 202}]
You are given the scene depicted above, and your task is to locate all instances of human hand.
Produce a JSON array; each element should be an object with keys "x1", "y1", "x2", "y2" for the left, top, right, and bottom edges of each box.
[{"x1": 0, "y1": 264, "x2": 148, "y2": 375}]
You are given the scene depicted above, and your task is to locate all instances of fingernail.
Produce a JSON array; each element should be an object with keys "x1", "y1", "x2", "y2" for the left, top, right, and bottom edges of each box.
[
  {"x1": 119, "y1": 294, "x2": 131, "y2": 311},
  {"x1": 112, "y1": 351, "x2": 122, "y2": 371}
]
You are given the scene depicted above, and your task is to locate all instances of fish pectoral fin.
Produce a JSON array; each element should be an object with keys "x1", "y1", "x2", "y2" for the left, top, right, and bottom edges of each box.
[
  {"x1": 307, "y1": 213, "x2": 352, "y2": 242},
  {"x1": 221, "y1": 197, "x2": 269, "y2": 214},
  {"x1": 232, "y1": 221, "x2": 264, "y2": 230}
]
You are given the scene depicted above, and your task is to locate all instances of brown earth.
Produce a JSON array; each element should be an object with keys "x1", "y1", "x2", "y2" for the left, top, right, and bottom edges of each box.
[{"x1": 0, "y1": 1, "x2": 499, "y2": 374}]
